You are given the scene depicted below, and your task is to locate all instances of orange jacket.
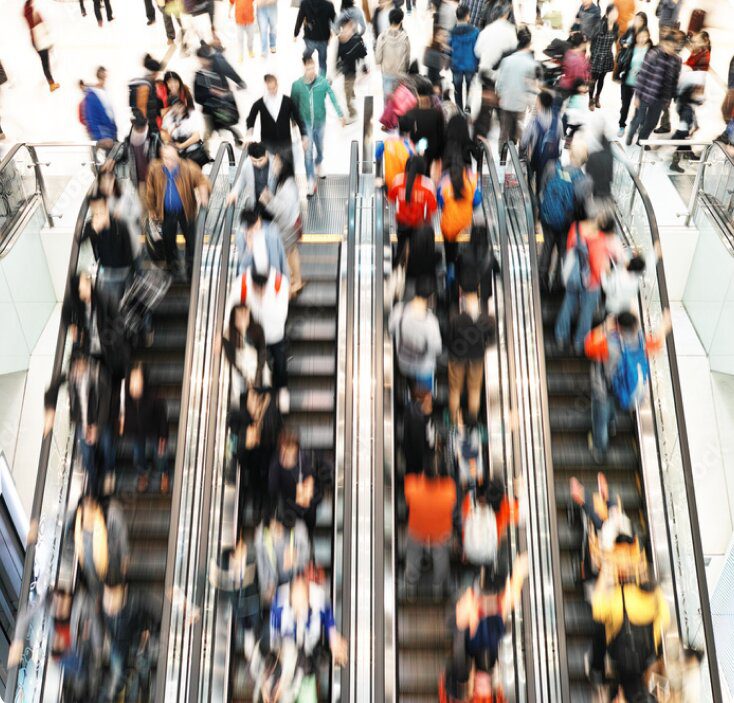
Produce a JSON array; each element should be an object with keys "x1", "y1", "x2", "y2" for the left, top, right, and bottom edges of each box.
[
  {"x1": 438, "y1": 170, "x2": 480, "y2": 241},
  {"x1": 230, "y1": 0, "x2": 254, "y2": 25},
  {"x1": 584, "y1": 325, "x2": 663, "y2": 362},
  {"x1": 405, "y1": 474, "x2": 456, "y2": 543},
  {"x1": 614, "y1": 0, "x2": 635, "y2": 35}
]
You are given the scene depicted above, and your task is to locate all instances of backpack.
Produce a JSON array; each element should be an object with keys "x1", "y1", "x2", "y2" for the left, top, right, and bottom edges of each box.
[
  {"x1": 560, "y1": 223, "x2": 591, "y2": 292},
  {"x1": 463, "y1": 496, "x2": 498, "y2": 565},
  {"x1": 607, "y1": 585, "x2": 657, "y2": 680},
  {"x1": 439, "y1": 171, "x2": 477, "y2": 242},
  {"x1": 610, "y1": 331, "x2": 650, "y2": 410},
  {"x1": 530, "y1": 110, "x2": 560, "y2": 175},
  {"x1": 397, "y1": 310, "x2": 428, "y2": 365},
  {"x1": 540, "y1": 162, "x2": 579, "y2": 232}
]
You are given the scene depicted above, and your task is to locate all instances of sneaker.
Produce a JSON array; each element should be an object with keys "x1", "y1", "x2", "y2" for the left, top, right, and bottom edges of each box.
[
  {"x1": 137, "y1": 473, "x2": 150, "y2": 493},
  {"x1": 270, "y1": 46, "x2": 276, "y2": 53},
  {"x1": 307, "y1": 179, "x2": 316, "y2": 198},
  {"x1": 595, "y1": 98, "x2": 600, "y2": 109},
  {"x1": 670, "y1": 159, "x2": 685, "y2": 173},
  {"x1": 653, "y1": 125, "x2": 670, "y2": 134},
  {"x1": 147, "y1": 17, "x2": 155, "y2": 25},
  {"x1": 160, "y1": 473, "x2": 170, "y2": 494},
  {"x1": 49, "y1": 82, "x2": 60, "y2": 92},
  {"x1": 316, "y1": 164, "x2": 325, "y2": 179},
  {"x1": 617, "y1": 127, "x2": 625, "y2": 138}
]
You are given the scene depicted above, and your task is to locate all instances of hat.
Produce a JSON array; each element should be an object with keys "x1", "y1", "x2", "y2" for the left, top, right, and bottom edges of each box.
[{"x1": 252, "y1": 237, "x2": 270, "y2": 281}]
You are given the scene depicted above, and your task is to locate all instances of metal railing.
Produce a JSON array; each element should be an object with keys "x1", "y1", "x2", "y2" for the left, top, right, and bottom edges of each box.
[
  {"x1": 6, "y1": 140, "x2": 121, "y2": 702},
  {"x1": 503, "y1": 143, "x2": 569, "y2": 702},
  {"x1": 155, "y1": 141, "x2": 236, "y2": 703},
  {"x1": 611, "y1": 143, "x2": 723, "y2": 702}
]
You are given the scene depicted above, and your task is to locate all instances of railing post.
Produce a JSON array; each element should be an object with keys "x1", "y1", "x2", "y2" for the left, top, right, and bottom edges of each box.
[{"x1": 26, "y1": 145, "x2": 54, "y2": 228}]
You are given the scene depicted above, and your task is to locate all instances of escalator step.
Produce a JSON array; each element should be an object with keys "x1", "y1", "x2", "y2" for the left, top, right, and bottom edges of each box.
[
  {"x1": 551, "y1": 435, "x2": 638, "y2": 470},
  {"x1": 288, "y1": 317, "x2": 337, "y2": 342},
  {"x1": 288, "y1": 353, "x2": 336, "y2": 376},
  {"x1": 289, "y1": 388, "x2": 335, "y2": 413},
  {"x1": 292, "y1": 282, "x2": 338, "y2": 309}
]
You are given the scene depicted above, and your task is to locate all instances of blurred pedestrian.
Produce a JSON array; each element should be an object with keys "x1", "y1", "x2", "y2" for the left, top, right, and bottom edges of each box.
[
  {"x1": 375, "y1": 9, "x2": 411, "y2": 98},
  {"x1": 588, "y1": 5, "x2": 618, "y2": 110},
  {"x1": 23, "y1": 0, "x2": 60, "y2": 91},
  {"x1": 229, "y1": 0, "x2": 256, "y2": 61},
  {"x1": 617, "y1": 23, "x2": 651, "y2": 138},
  {"x1": 294, "y1": 0, "x2": 336, "y2": 76},
  {"x1": 449, "y1": 4, "x2": 479, "y2": 111},
  {"x1": 337, "y1": 19, "x2": 368, "y2": 122}
]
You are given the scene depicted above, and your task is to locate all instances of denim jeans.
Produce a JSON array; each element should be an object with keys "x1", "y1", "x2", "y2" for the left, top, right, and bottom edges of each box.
[
  {"x1": 405, "y1": 534, "x2": 450, "y2": 593},
  {"x1": 452, "y1": 70, "x2": 474, "y2": 112},
  {"x1": 554, "y1": 286, "x2": 600, "y2": 354},
  {"x1": 382, "y1": 74, "x2": 397, "y2": 99},
  {"x1": 628, "y1": 98, "x2": 665, "y2": 144},
  {"x1": 591, "y1": 390, "x2": 616, "y2": 454},
  {"x1": 303, "y1": 122, "x2": 325, "y2": 183},
  {"x1": 77, "y1": 425, "x2": 115, "y2": 496},
  {"x1": 256, "y1": 4, "x2": 277, "y2": 54},
  {"x1": 304, "y1": 38, "x2": 328, "y2": 76},
  {"x1": 103, "y1": 645, "x2": 126, "y2": 702},
  {"x1": 132, "y1": 435, "x2": 169, "y2": 478}
]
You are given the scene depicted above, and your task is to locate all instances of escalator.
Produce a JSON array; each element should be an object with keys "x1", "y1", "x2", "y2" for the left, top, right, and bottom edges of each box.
[
  {"x1": 7, "y1": 142, "x2": 237, "y2": 702},
  {"x1": 378, "y1": 143, "x2": 525, "y2": 703},
  {"x1": 503, "y1": 141, "x2": 723, "y2": 702},
  {"x1": 189, "y1": 145, "x2": 358, "y2": 702}
]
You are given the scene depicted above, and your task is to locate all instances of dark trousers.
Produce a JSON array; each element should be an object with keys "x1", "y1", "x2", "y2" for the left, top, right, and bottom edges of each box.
[
  {"x1": 143, "y1": 0, "x2": 155, "y2": 20},
  {"x1": 268, "y1": 339, "x2": 288, "y2": 389},
  {"x1": 162, "y1": 208, "x2": 194, "y2": 276},
  {"x1": 589, "y1": 72, "x2": 606, "y2": 102},
  {"x1": 619, "y1": 83, "x2": 634, "y2": 128},
  {"x1": 93, "y1": 0, "x2": 113, "y2": 22},
  {"x1": 538, "y1": 224, "x2": 566, "y2": 291},
  {"x1": 452, "y1": 70, "x2": 474, "y2": 112},
  {"x1": 37, "y1": 49, "x2": 54, "y2": 84},
  {"x1": 396, "y1": 223, "x2": 412, "y2": 268},
  {"x1": 636, "y1": 98, "x2": 666, "y2": 142},
  {"x1": 162, "y1": 7, "x2": 184, "y2": 39}
]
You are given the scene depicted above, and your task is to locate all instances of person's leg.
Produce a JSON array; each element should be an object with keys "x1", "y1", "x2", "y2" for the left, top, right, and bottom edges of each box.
[
  {"x1": 431, "y1": 539, "x2": 451, "y2": 594},
  {"x1": 591, "y1": 389, "x2": 610, "y2": 454},
  {"x1": 404, "y1": 535, "x2": 423, "y2": 593},
  {"x1": 144, "y1": 0, "x2": 155, "y2": 22},
  {"x1": 79, "y1": 0, "x2": 87, "y2": 15},
  {"x1": 626, "y1": 101, "x2": 647, "y2": 145},
  {"x1": 594, "y1": 73, "x2": 605, "y2": 103},
  {"x1": 317, "y1": 41, "x2": 328, "y2": 76},
  {"x1": 38, "y1": 49, "x2": 55, "y2": 84},
  {"x1": 236, "y1": 24, "x2": 245, "y2": 59},
  {"x1": 268, "y1": 339, "x2": 288, "y2": 389},
  {"x1": 447, "y1": 359, "x2": 466, "y2": 424},
  {"x1": 104, "y1": 646, "x2": 126, "y2": 702},
  {"x1": 162, "y1": 6, "x2": 175, "y2": 40},
  {"x1": 498, "y1": 109, "x2": 511, "y2": 162},
  {"x1": 286, "y1": 246, "x2": 303, "y2": 293},
  {"x1": 303, "y1": 38, "x2": 315, "y2": 64},
  {"x1": 93, "y1": 0, "x2": 102, "y2": 22},
  {"x1": 589, "y1": 620, "x2": 607, "y2": 678},
  {"x1": 245, "y1": 23, "x2": 255, "y2": 55},
  {"x1": 179, "y1": 211, "x2": 195, "y2": 278},
  {"x1": 452, "y1": 71, "x2": 464, "y2": 111},
  {"x1": 344, "y1": 74, "x2": 356, "y2": 117},
  {"x1": 538, "y1": 225, "x2": 559, "y2": 289},
  {"x1": 104, "y1": 0, "x2": 113, "y2": 20},
  {"x1": 466, "y1": 358, "x2": 484, "y2": 420},
  {"x1": 619, "y1": 83, "x2": 632, "y2": 129},
  {"x1": 573, "y1": 287, "x2": 600, "y2": 354},
  {"x1": 638, "y1": 100, "x2": 664, "y2": 142},
  {"x1": 304, "y1": 124, "x2": 315, "y2": 183},
  {"x1": 98, "y1": 426, "x2": 115, "y2": 477},
  {"x1": 554, "y1": 287, "x2": 580, "y2": 347},
  {"x1": 312, "y1": 122, "x2": 325, "y2": 173},
  {"x1": 267, "y1": 4, "x2": 277, "y2": 50},
  {"x1": 132, "y1": 435, "x2": 147, "y2": 478},
  {"x1": 256, "y1": 7, "x2": 268, "y2": 55},
  {"x1": 656, "y1": 101, "x2": 671, "y2": 132},
  {"x1": 161, "y1": 209, "x2": 182, "y2": 272},
  {"x1": 78, "y1": 427, "x2": 99, "y2": 494}
]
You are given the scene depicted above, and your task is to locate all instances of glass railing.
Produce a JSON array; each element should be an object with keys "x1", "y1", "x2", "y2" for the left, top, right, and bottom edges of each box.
[
  {"x1": 699, "y1": 141, "x2": 734, "y2": 219},
  {"x1": 502, "y1": 143, "x2": 568, "y2": 702},
  {"x1": 611, "y1": 143, "x2": 723, "y2": 701},
  {"x1": 0, "y1": 145, "x2": 39, "y2": 243},
  {"x1": 6, "y1": 141, "x2": 122, "y2": 703},
  {"x1": 154, "y1": 142, "x2": 236, "y2": 703}
]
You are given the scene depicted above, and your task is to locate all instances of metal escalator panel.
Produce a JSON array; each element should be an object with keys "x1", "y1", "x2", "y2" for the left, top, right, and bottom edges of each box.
[
  {"x1": 502, "y1": 144, "x2": 568, "y2": 703},
  {"x1": 610, "y1": 143, "x2": 722, "y2": 701},
  {"x1": 193, "y1": 144, "x2": 358, "y2": 703}
]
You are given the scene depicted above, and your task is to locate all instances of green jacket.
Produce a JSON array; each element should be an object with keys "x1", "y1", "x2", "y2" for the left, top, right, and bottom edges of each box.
[{"x1": 290, "y1": 75, "x2": 343, "y2": 126}]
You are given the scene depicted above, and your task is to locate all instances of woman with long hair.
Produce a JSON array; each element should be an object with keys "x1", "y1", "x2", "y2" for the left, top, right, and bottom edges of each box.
[
  {"x1": 161, "y1": 98, "x2": 208, "y2": 167},
  {"x1": 388, "y1": 154, "x2": 438, "y2": 263},
  {"x1": 163, "y1": 70, "x2": 195, "y2": 113},
  {"x1": 617, "y1": 25, "x2": 651, "y2": 137},
  {"x1": 260, "y1": 152, "x2": 305, "y2": 297},
  {"x1": 588, "y1": 4, "x2": 619, "y2": 110}
]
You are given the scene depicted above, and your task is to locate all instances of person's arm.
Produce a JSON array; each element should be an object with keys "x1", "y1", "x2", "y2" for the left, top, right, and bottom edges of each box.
[
  {"x1": 217, "y1": 54, "x2": 246, "y2": 89},
  {"x1": 374, "y1": 33, "x2": 384, "y2": 65},
  {"x1": 192, "y1": 162, "x2": 211, "y2": 207},
  {"x1": 294, "y1": 3, "x2": 306, "y2": 37},
  {"x1": 245, "y1": 99, "x2": 260, "y2": 131},
  {"x1": 326, "y1": 82, "x2": 344, "y2": 118},
  {"x1": 288, "y1": 96, "x2": 307, "y2": 137},
  {"x1": 427, "y1": 314, "x2": 444, "y2": 358}
]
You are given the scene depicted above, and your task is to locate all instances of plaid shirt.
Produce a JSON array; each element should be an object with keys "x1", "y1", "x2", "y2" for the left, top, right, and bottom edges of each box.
[
  {"x1": 589, "y1": 21, "x2": 618, "y2": 75},
  {"x1": 634, "y1": 47, "x2": 681, "y2": 104},
  {"x1": 468, "y1": 0, "x2": 485, "y2": 27}
]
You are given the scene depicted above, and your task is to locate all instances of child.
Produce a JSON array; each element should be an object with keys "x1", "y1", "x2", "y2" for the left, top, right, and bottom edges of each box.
[
  {"x1": 564, "y1": 77, "x2": 590, "y2": 148},
  {"x1": 670, "y1": 71, "x2": 705, "y2": 173},
  {"x1": 337, "y1": 19, "x2": 368, "y2": 123}
]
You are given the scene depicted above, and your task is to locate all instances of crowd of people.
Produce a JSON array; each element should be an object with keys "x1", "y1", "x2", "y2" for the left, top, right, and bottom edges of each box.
[{"x1": 5, "y1": 0, "x2": 728, "y2": 698}]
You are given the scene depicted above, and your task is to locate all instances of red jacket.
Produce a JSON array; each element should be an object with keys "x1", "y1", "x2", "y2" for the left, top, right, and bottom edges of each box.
[
  {"x1": 388, "y1": 173, "x2": 438, "y2": 229},
  {"x1": 686, "y1": 49, "x2": 710, "y2": 72}
]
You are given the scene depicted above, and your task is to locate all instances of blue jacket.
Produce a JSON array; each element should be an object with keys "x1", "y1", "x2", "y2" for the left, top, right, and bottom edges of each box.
[
  {"x1": 450, "y1": 22, "x2": 479, "y2": 73},
  {"x1": 83, "y1": 89, "x2": 117, "y2": 142}
]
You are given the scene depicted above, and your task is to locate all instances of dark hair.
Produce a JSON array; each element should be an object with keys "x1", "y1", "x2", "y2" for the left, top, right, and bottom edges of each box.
[
  {"x1": 538, "y1": 90, "x2": 553, "y2": 110},
  {"x1": 404, "y1": 155, "x2": 426, "y2": 203},
  {"x1": 163, "y1": 70, "x2": 184, "y2": 89},
  {"x1": 604, "y1": 3, "x2": 616, "y2": 17},
  {"x1": 517, "y1": 25, "x2": 532, "y2": 49},
  {"x1": 341, "y1": 0, "x2": 354, "y2": 8},
  {"x1": 240, "y1": 208, "x2": 260, "y2": 228},
  {"x1": 95, "y1": 66, "x2": 106, "y2": 80},
  {"x1": 617, "y1": 311, "x2": 639, "y2": 333},
  {"x1": 264, "y1": 73, "x2": 277, "y2": 83},
  {"x1": 247, "y1": 141, "x2": 267, "y2": 159},
  {"x1": 634, "y1": 10, "x2": 648, "y2": 29},
  {"x1": 456, "y1": 3, "x2": 470, "y2": 20},
  {"x1": 598, "y1": 214, "x2": 616, "y2": 234},
  {"x1": 458, "y1": 259, "x2": 479, "y2": 293},
  {"x1": 196, "y1": 45, "x2": 213, "y2": 59},
  {"x1": 485, "y1": 477, "x2": 505, "y2": 512},
  {"x1": 446, "y1": 156, "x2": 466, "y2": 200},
  {"x1": 143, "y1": 53, "x2": 162, "y2": 73},
  {"x1": 627, "y1": 255, "x2": 646, "y2": 273},
  {"x1": 302, "y1": 55, "x2": 315, "y2": 66},
  {"x1": 277, "y1": 428, "x2": 300, "y2": 453},
  {"x1": 274, "y1": 152, "x2": 295, "y2": 192},
  {"x1": 88, "y1": 188, "x2": 107, "y2": 205},
  {"x1": 695, "y1": 30, "x2": 711, "y2": 52},
  {"x1": 568, "y1": 31, "x2": 585, "y2": 48},
  {"x1": 251, "y1": 271, "x2": 269, "y2": 287},
  {"x1": 415, "y1": 274, "x2": 435, "y2": 299},
  {"x1": 637, "y1": 27, "x2": 652, "y2": 48},
  {"x1": 388, "y1": 7, "x2": 404, "y2": 24},
  {"x1": 397, "y1": 115, "x2": 414, "y2": 135},
  {"x1": 571, "y1": 77, "x2": 587, "y2": 93},
  {"x1": 131, "y1": 108, "x2": 147, "y2": 128}
]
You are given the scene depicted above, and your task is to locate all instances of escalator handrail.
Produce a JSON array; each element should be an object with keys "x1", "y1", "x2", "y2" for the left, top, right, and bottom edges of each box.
[
  {"x1": 506, "y1": 141, "x2": 570, "y2": 702},
  {"x1": 477, "y1": 139, "x2": 532, "y2": 703},
  {"x1": 155, "y1": 141, "x2": 236, "y2": 703},
  {"x1": 186, "y1": 148, "x2": 245, "y2": 702},
  {"x1": 610, "y1": 142, "x2": 723, "y2": 701},
  {"x1": 694, "y1": 140, "x2": 734, "y2": 226},
  {"x1": 7, "y1": 140, "x2": 122, "y2": 700}
]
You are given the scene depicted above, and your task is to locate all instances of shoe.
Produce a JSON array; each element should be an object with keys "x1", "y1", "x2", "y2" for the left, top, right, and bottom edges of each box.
[
  {"x1": 625, "y1": 130, "x2": 634, "y2": 146},
  {"x1": 249, "y1": 50, "x2": 255, "y2": 58},
  {"x1": 670, "y1": 155, "x2": 685, "y2": 173},
  {"x1": 0, "y1": 132, "x2": 5, "y2": 141},
  {"x1": 137, "y1": 474, "x2": 150, "y2": 493},
  {"x1": 316, "y1": 165, "x2": 325, "y2": 179},
  {"x1": 306, "y1": 179, "x2": 316, "y2": 198},
  {"x1": 97, "y1": 19, "x2": 103, "y2": 27},
  {"x1": 270, "y1": 47, "x2": 276, "y2": 53},
  {"x1": 595, "y1": 98, "x2": 600, "y2": 109},
  {"x1": 289, "y1": 281, "x2": 306, "y2": 299},
  {"x1": 108, "y1": 14, "x2": 114, "y2": 20},
  {"x1": 617, "y1": 127, "x2": 625, "y2": 138},
  {"x1": 653, "y1": 125, "x2": 670, "y2": 134},
  {"x1": 49, "y1": 82, "x2": 60, "y2": 92},
  {"x1": 81, "y1": 8, "x2": 87, "y2": 16},
  {"x1": 160, "y1": 473, "x2": 170, "y2": 494},
  {"x1": 344, "y1": 115, "x2": 356, "y2": 125},
  {"x1": 147, "y1": 17, "x2": 155, "y2": 25},
  {"x1": 588, "y1": 99, "x2": 595, "y2": 112}
]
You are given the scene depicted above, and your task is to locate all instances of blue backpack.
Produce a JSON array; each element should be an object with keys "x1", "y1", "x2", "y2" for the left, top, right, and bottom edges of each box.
[
  {"x1": 610, "y1": 332, "x2": 650, "y2": 410},
  {"x1": 561, "y1": 222, "x2": 591, "y2": 292},
  {"x1": 540, "y1": 161, "x2": 581, "y2": 232}
]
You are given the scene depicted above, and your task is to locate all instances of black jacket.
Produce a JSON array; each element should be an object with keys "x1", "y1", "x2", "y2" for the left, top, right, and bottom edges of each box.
[
  {"x1": 586, "y1": 137, "x2": 614, "y2": 200},
  {"x1": 405, "y1": 105, "x2": 445, "y2": 167},
  {"x1": 120, "y1": 378, "x2": 168, "y2": 441},
  {"x1": 294, "y1": 0, "x2": 335, "y2": 41},
  {"x1": 103, "y1": 590, "x2": 162, "y2": 660},
  {"x1": 402, "y1": 400, "x2": 435, "y2": 474},
  {"x1": 448, "y1": 310, "x2": 494, "y2": 361},
  {"x1": 268, "y1": 451, "x2": 323, "y2": 530},
  {"x1": 246, "y1": 95, "x2": 306, "y2": 148},
  {"x1": 45, "y1": 359, "x2": 114, "y2": 428},
  {"x1": 337, "y1": 35, "x2": 368, "y2": 76},
  {"x1": 82, "y1": 219, "x2": 134, "y2": 269}
]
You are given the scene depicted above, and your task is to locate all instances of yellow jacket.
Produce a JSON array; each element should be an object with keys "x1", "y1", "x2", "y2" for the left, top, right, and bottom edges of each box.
[
  {"x1": 74, "y1": 505, "x2": 109, "y2": 582},
  {"x1": 592, "y1": 583, "x2": 670, "y2": 647}
]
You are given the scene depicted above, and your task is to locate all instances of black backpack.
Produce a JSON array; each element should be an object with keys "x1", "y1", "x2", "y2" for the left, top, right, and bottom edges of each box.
[{"x1": 607, "y1": 584, "x2": 657, "y2": 680}]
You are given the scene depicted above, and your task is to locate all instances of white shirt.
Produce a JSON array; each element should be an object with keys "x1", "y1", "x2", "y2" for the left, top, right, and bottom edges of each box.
[
  {"x1": 227, "y1": 267, "x2": 290, "y2": 345},
  {"x1": 263, "y1": 92, "x2": 283, "y2": 122},
  {"x1": 475, "y1": 18, "x2": 518, "y2": 77}
]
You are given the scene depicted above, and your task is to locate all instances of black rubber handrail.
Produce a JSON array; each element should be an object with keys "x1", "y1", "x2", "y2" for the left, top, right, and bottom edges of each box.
[
  {"x1": 6, "y1": 140, "x2": 122, "y2": 700},
  {"x1": 154, "y1": 141, "x2": 236, "y2": 703},
  {"x1": 611, "y1": 143, "x2": 723, "y2": 702},
  {"x1": 506, "y1": 141, "x2": 570, "y2": 702}
]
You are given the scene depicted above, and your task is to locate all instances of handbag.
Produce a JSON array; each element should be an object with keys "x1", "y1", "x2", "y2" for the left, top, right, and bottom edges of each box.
[
  {"x1": 182, "y1": 140, "x2": 211, "y2": 167},
  {"x1": 32, "y1": 21, "x2": 53, "y2": 51}
]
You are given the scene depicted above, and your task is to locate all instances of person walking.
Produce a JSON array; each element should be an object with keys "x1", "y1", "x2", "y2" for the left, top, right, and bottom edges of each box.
[
  {"x1": 246, "y1": 75, "x2": 306, "y2": 159},
  {"x1": 656, "y1": 0, "x2": 681, "y2": 29},
  {"x1": 572, "y1": 0, "x2": 600, "y2": 41},
  {"x1": 229, "y1": 0, "x2": 256, "y2": 61},
  {"x1": 194, "y1": 46, "x2": 244, "y2": 145},
  {"x1": 146, "y1": 144, "x2": 210, "y2": 279},
  {"x1": 336, "y1": 0, "x2": 366, "y2": 35},
  {"x1": 495, "y1": 26, "x2": 537, "y2": 162},
  {"x1": 375, "y1": 8, "x2": 411, "y2": 98},
  {"x1": 625, "y1": 29, "x2": 682, "y2": 146},
  {"x1": 81, "y1": 66, "x2": 118, "y2": 150},
  {"x1": 616, "y1": 19, "x2": 651, "y2": 137},
  {"x1": 294, "y1": 0, "x2": 337, "y2": 76},
  {"x1": 256, "y1": 0, "x2": 279, "y2": 55},
  {"x1": 449, "y1": 5, "x2": 479, "y2": 112},
  {"x1": 337, "y1": 19, "x2": 368, "y2": 122},
  {"x1": 23, "y1": 0, "x2": 60, "y2": 92},
  {"x1": 588, "y1": 5, "x2": 618, "y2": 110},
  {"x1": 291, "y1": 56, "x2": 345, "y2": 196}
]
